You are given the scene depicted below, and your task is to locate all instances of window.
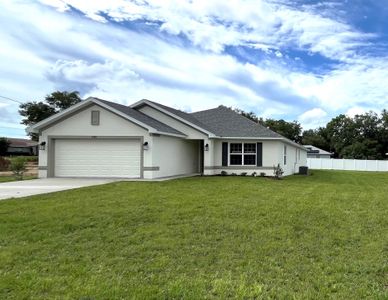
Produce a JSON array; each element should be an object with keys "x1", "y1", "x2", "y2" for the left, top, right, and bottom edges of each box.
[
  {"x1": 91, "y1": 110, "x2": 100, "y2": 125},
  {"x1": 229, "y1": 143, "x2": 256, "y2": 166},
  {"x1": 230, "y1": 143, "x2": 242, "y2": 153},
  {"x1": 283, "y1": 145, "x2": 287, "y2": 165}
]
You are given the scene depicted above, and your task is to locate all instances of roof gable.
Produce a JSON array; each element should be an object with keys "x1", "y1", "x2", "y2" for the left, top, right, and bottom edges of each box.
[
  {"x1": 131, "y1": 99, "x2": 215, "y2": 136},
  {"x1": 95, "y1": 99, "x2": 185, "y2": 136},
  {"x1": 28, "y1": 97, "x2": 185, "y2": 137}
]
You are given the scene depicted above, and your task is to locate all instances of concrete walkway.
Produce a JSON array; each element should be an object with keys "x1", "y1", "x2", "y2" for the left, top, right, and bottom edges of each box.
[{"x1": 0, "y1": 178, "x2": 117, "y2": 200}]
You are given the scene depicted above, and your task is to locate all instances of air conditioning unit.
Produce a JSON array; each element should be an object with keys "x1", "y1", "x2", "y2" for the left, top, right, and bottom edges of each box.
[{"x1": 299, "y1": 166, "x2": 309, "y2": 175}]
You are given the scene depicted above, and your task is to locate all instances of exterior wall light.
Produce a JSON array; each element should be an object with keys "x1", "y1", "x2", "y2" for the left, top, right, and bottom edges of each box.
[
  {"x1": 39, "y1": 141, "x2": 46, "y2": 150},
  {"x1": 204, "y1": 143, "x2": 209, "y2": 151},
  {"x1": 143, "y1": 141, "x2": 149, "y2": 150}
]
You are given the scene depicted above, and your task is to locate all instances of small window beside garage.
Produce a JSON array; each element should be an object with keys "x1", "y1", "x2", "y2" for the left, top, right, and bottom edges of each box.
[{"x1": 91, "y1": 111, "x2": 100, "y2": 125}]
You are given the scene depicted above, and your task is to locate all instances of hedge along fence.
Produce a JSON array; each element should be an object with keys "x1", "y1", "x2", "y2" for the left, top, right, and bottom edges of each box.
[{"x1": 307, "y1": 158, "x2": 388, "y2": 172}]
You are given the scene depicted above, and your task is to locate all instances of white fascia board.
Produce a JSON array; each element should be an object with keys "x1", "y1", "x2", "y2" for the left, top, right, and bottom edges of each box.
[
  {"x1": 28, "y1": 98, "x2": 156, "y2": 134},
  {"x1": 151, "y1": 131, "x2": 187, "y2": 138},
  {"x1": 28, "y1": 99, "x2": 94, "y2": 133},
  {"x1": 211, "y1": 136, "x2": 307, "y2": 150},
  {"x1": 92, "y1": 99, "x2": 154, "y2": 131},
  {"x1": 130, "y1": 99, "x2": 215, "y2": 137}
]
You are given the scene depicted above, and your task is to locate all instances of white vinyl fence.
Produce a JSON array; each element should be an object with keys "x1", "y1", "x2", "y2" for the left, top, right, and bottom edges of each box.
[{"x1": 307, "y1": 158, "x2": 388, "y2": 172}]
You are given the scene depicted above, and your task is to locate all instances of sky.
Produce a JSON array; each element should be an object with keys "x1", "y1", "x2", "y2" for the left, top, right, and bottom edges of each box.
[{"x1": 1, "y1": 0, "x2": 388, "y2": 138}]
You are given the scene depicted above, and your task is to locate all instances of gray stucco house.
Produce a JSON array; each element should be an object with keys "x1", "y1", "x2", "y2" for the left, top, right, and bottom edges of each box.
[{"x1": 29, "y1": 97, "x2": 307, "y2": 179}]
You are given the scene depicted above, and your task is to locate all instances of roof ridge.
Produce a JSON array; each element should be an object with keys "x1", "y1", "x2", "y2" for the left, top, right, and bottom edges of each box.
[
  {"x1": 138, "y1": 99, "x2": 215, "y2": 134},
  {"x1": 92, "y1": 97, "x2": 185, "y2": 136}
]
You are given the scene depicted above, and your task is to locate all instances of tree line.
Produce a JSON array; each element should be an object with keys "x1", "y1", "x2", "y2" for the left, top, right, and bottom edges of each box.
[
  {"x1": 233, "y1": 108, "x2": 388, "y2": 159},
  {"x1": 16, "y1": 91, "x2": 388, "y2": 159}
]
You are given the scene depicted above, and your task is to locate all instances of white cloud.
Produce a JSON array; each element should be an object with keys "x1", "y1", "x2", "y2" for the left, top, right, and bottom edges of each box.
[
  {"x1": 0, "y1": 0, "x2": 387, "y2": 138},
  {"x1": 346, "y1": 107, "x2": 367, "y2": 118},
  {"x1": 38, "y1": 0, "x2": 373, "y2": 60},
  {"x1": 298, "y1": 108, "x2": 328, "y2": 129}
]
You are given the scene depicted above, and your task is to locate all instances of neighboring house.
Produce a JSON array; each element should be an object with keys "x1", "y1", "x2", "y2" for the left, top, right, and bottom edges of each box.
[
  {"x1": 7, "y1": 138, "x2": 38, "y2": 156},
  {"x1": 29, "y1": 98, "x2": 307, "y2": 179},
  {"x1": 304, "y1": 145, "x2": 333, "y2": 159}
]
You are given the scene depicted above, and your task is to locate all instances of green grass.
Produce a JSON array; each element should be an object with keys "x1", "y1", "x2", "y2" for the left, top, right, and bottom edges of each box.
[
  {"x1": 0, "y1": 175, "x2": 37, "y2": 183},
  {"x1": 0, "y1": 176, "x2": 36, "y2": 183},
  {"x1": 0, "y1": 171, "x2": 387, "y2": 299}
]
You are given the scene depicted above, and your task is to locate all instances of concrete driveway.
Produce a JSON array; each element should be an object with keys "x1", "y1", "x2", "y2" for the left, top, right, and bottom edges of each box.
[{"x1": 0, "y1": 178, "x2": 118, "y2": 200}]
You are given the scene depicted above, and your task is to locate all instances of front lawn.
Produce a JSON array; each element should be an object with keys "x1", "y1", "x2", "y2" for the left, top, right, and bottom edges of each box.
[{"x1": 0, "y1": 171, "x2": 387, "y2": 298}]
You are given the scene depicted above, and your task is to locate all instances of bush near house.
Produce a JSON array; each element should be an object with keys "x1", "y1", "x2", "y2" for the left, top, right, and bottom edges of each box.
[{"x1": 9, "y1": 157, "x2": 27, "y2": 180}]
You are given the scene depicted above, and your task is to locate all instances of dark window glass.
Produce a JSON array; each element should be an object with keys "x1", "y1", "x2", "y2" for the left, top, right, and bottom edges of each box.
[
  {"x1": 230, "y1": 155, "x2": 242, "y2": 165},
  {"x1": 230, "y1": 143, "x2": 242, "y2": 153},
  {"x1": 244, "y1": 143, "x2": 256, "y2": 153},
  {"x1": 244, "y1": 155, "x2": 256, "y2": 165}
]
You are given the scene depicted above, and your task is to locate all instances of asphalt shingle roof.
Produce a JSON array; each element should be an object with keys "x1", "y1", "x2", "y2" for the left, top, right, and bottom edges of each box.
[
  {"x1": 304, "y1": 145, "x2": 332, "y2": 155},
  {"x1": 143, "y1": 100, "x2": 214, "y2": 133},
  {"x1": 191, "y1": 105, "x2": 283, "y2": 138},
  {"x1": 93, "y1": 98, "x2": 185, "y2": 136}
]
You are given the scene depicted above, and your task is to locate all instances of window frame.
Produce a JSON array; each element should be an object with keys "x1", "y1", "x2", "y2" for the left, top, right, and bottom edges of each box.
[
  {"x1": 91, "y1": 110, "x2": 100, "y2": 126},
  {"x1": 228, "y1": 142, "x2": 257, "y2": 166}
]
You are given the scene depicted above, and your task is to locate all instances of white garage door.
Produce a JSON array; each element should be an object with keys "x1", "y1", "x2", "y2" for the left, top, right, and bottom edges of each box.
[{"x1": 54, "y1": 139, "x2": 141, "y2": 178}]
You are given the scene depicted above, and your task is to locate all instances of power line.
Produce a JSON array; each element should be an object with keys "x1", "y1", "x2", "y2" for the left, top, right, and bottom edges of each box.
[{"x1": 0, "y1": 95, "x2": 23, "y2": 104}]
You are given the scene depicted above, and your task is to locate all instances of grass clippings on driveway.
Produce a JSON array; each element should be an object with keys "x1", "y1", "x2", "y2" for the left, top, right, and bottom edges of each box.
[{"x1": 0, "y1": 170, "x2": 387, "y2": 299}]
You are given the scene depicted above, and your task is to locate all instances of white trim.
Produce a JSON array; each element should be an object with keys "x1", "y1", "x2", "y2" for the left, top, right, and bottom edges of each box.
[
  {"x1": 28, "y1": 99, "x2": 93, "y2": 133},
  {"x1": 91, "y1": 99, "x2": 156, "y2": 132},
  {"x1": 131, "y1": 99, "x2": 216, "y2": 137},
  {"x1": 228, "y1": 142, "x2": 257, "y2": 166},
  {"x1": 212, "y1": 136, "x2": 306, "y2": 150},
  {"x1": 28, "y1": 97, "x2": 187, "y2": 138}
]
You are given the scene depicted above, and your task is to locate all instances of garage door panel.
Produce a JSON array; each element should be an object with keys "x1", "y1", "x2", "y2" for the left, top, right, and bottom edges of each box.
[{"x1": 54, "y1": 139, "x2": 141, "y2": 178}]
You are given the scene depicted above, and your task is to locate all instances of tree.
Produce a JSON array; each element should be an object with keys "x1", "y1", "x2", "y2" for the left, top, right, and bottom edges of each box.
[
  {"x1": 19, "y1": 91, "x2": 81, "y2": 140},
  {"x1": 260, "y1": 119, "x2": 302, "y2": 143},
  {"x1": 0, "y1": 137, "x2": 10, "y2": 156},
  {"x1": 302, "y1": 128, "x2": 331, "y2": 153},
  {"x1": 232, "y1": 108, "x2": 259, "y2": 123},
  {"x1": 325, "y1": 114, "x2": 355, "y2": 158},
  {"x1": 232, "y1": 108, "x2": 302, "y2": 142}
]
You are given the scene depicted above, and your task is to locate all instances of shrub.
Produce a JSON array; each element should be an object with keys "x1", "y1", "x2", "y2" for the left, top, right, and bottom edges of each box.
[
  {"x1": 9, "y1": 155, "x2": 38, "y2": 162},
  {"x1": 10, "y1": 157, "x2": 27, "y2": 180},
  {"x1": 231, "y1": 173, "x2": 237, "y2": 176},
  {"x1": 0, "y1": 157, "x2": 10, "y2": 171},
  {"x1": 259, "y1": 172, "x2": 266, "y2": 177},
  {"x1": 220, "y1": 171, "x2": 228, "y2": 176},
  {"x1": 240, "y1": 172, "x2": 247, "y2": 176},
  {"x1": 273, "y1": 164, "x2": 284, "y2": 180},
  {"x1": 251, "y1": 172, "x2": 257, "y2": 177},
  {"x1": 0, "y1": 137, "x2": 10, "y2": 156}
]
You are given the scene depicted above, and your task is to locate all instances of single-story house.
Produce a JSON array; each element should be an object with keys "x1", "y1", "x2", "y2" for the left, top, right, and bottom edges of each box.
[
  {"x1": 304, "y1": 145, "x2": 333, "y2": 159},
  {"x1": 29, "y1": 97, "x2": 307, "y2": 179},
  {"x1": 7, "y1": 138, "x2": 38, "y2": 156}
]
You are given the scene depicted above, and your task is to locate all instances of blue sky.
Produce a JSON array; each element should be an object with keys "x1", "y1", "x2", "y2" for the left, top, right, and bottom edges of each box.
[{"x1": 1, "y1": 0, "x2": 388, "y2": 138}]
